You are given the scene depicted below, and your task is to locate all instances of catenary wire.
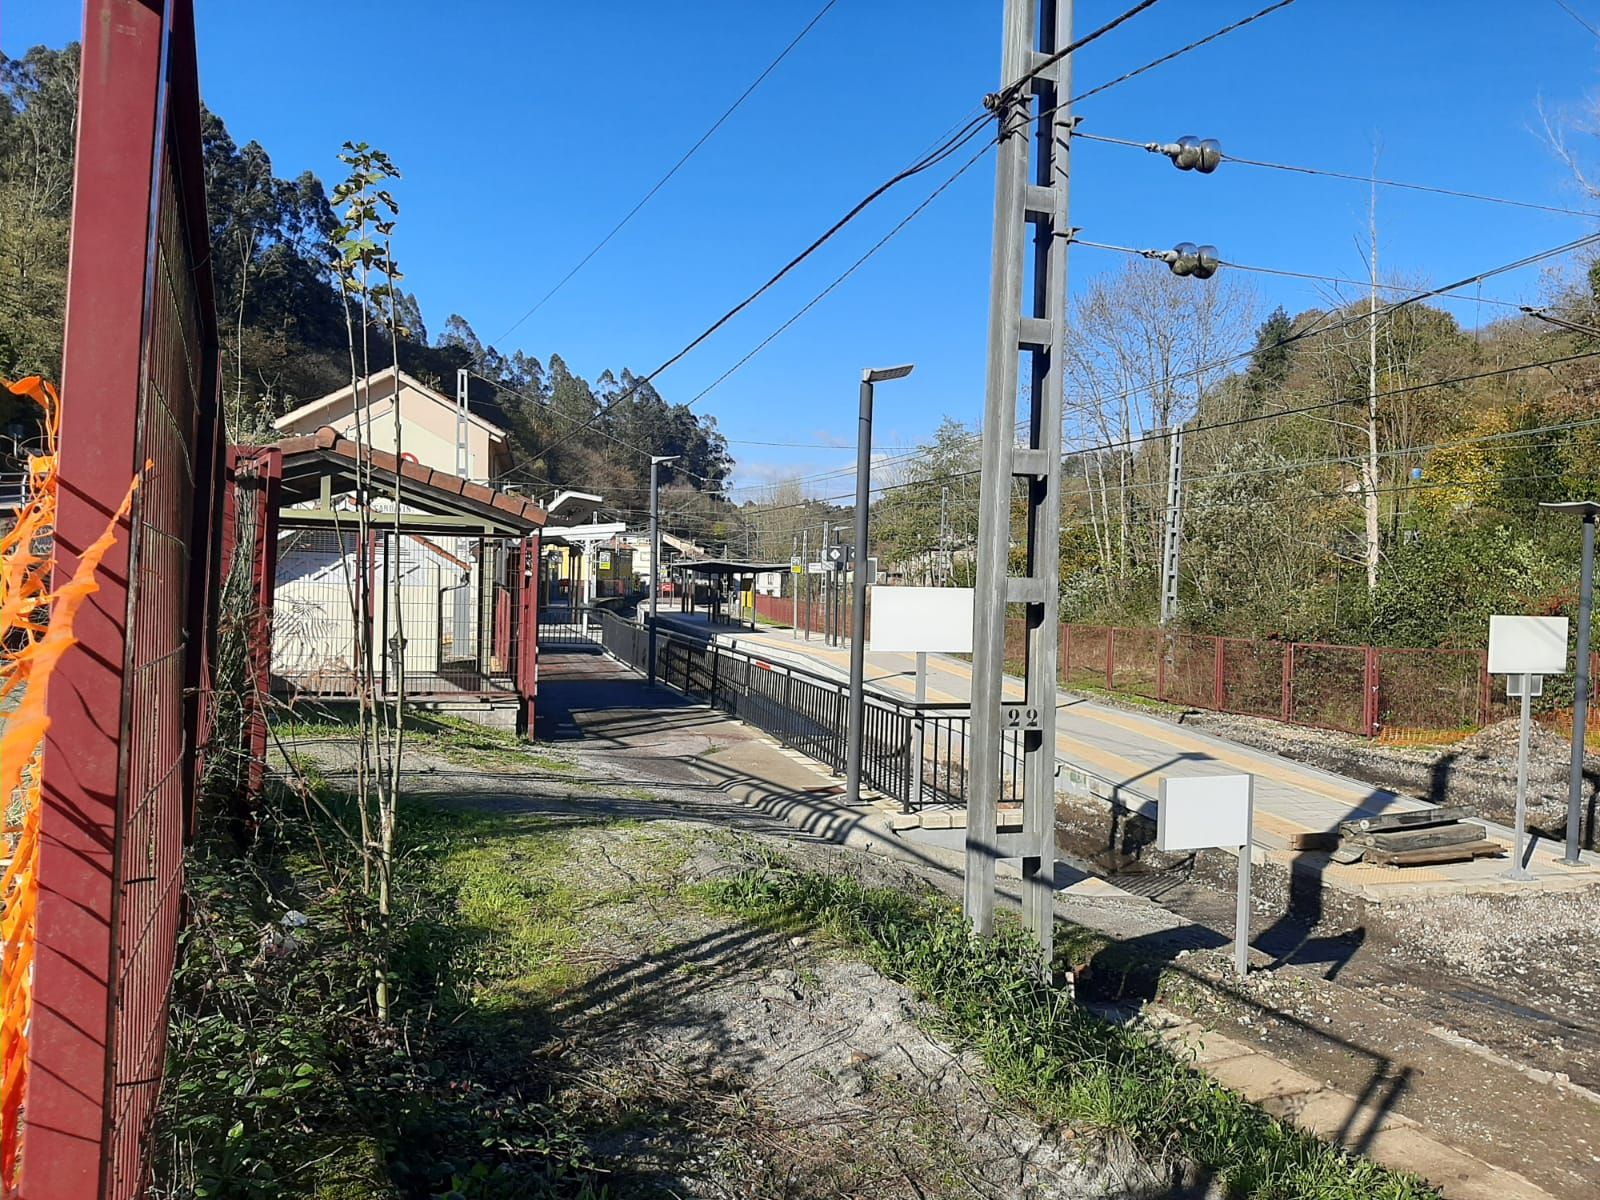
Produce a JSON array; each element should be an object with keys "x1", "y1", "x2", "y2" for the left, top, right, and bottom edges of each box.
[
  {"x1": 480, "y1": 0, "x2": 842, "y2": 356},
  {"x1": 1074, "y1": 131, "x2": 1600, "y2": 219}
]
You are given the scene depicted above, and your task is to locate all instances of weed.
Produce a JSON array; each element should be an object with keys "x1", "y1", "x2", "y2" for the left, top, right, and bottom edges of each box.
[{"x1": 699, "y1": 861, "x2": 1441, "y2": 1200}]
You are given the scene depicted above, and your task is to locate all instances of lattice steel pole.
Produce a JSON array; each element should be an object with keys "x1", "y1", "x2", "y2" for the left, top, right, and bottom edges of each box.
[{"x1": 966, "y1": 0, "x2": 1073, "y2": 974}]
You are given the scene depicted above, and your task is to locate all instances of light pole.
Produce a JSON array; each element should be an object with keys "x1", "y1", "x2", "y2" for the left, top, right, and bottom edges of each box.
[
  {"x1": 1541, "y1": 499, "x2": 1598, "y2": 864},
  {"x1": 648, "y1": 454, "x2": 678, "y2": 684},
  {"x1": 846, "y1": 364, "x2": 914, "y2": 804}
]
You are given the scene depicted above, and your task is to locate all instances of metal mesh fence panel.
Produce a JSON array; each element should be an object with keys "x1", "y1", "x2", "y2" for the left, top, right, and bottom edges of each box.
[
  {"x1": 1377, "y1": 647, "x2": 1483, "y2": 733},
  {"x1": 1220, "y1": 637, "x2": 1283, "y2": 721},
  {"x1": 1286, "y1": 643, "x2": 1368, "y2": 734},
  {"x1": 1063, "y1": 625, "x2": 1111, "y2": 689},
  {"x1": 1109, "y1": 626, "x2": 1159, "y2": 699},
  {"x1": 1162, "y1": 632, "x2": 1219, "y2": 710},
  {"x1": 31, "y1": 13, "x2": 225, "y2": 1187}
]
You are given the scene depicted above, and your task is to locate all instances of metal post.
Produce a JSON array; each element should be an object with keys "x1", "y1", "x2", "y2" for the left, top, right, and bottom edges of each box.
[
  {"x1": 822, "y1": 519, "x2": 831, "y2": 646},
  {"x1": 846, "y1": 367, "x2": 912, "y2": 804},
  {"x1": 456, "y1": 367, "x2": 470, "y2": 480},
  {"x1": 793, "y1": 536, "x2": 801, "y2": 638},
  {"x1": 1510, "y1": 674, "x2": 1536, "y2": 881},
  {"x1": 1235, "y1": 776, "x2": 1255, "y2": 976},
  {"x1": 803, "y1": 527, "x2": 812, "y2": 640},
  {"x1": 647, "y1": 456, "x2": 675, "y2": 683},
  {"x1": 966, "y1": 0, "x2": 1071, "y2": 980},
  {"x1": 581, "y1": 539, "x2": 594, "y2": 637},
  {"x1": 1567, "y1": 512, "x2": 1595, "y2": 863},
  {"x1": 1159, "y1": 424, "x2": 1184, "y2": 625},
  {"x1": 846, "y1": 376, "x2": 876, "y2": 805},
  {"x1": 908, "y1": 650, "x2": 928, "y2": 812}
]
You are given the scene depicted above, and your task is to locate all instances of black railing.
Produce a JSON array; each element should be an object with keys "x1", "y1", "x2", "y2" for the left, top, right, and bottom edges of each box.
[
  {"x1": 595, "y1": 610, "x2": 1025, "y2": 812},
  {"x1": 537, "y1": 601, "x2": 602, "y2": 647}
]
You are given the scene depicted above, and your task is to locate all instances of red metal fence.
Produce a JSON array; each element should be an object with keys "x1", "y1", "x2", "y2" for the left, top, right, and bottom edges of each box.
[
  {"x1": 26, "y1": 4, "x2": 222, "y2": 1197},
  {"x1": 1048, "y1": 624, "x2": 1598, "y2": 736},
  {"x1": 754, "y1": 587, "x2": 1594, "y2": 737}
]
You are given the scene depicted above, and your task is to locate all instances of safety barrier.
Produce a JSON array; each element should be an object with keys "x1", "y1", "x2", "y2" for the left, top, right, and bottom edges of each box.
[{"x1": 596, "y1": 611, "x2": 1022, "y2": 811}]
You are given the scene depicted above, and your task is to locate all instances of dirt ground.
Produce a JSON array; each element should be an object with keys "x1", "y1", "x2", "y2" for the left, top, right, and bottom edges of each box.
[
  {"x1": 282, "y1": 650, "x2": 1600, "y2": 1198},
  {"x1": 294, "y1": 734, "x2": 1192, "y2": 1199}
]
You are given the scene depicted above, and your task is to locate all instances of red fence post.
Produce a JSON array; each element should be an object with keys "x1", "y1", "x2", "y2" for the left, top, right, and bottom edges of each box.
[
  {"x1": 1281, "y1": 643, "x2": 1294, "y2": 723},
  {"x1": 1156, "y1": 629, "x2": 1168, "y2": 701},
  {"x1": 1213, "y1": 637, "x2": 1225, "y2": 711},
  {"x1": 1061, "y1": 622, "x2": 1071, "y2": 684},
  {"x1": 29, "y1": 3, "x2": 219, "y2": 1196},
  {"x1": 1363, "y1": 645, "x2": 1380, "y2": 736},
  {"x1": 518, "y1": 533, "x2": 540, "y2": 733},
  {"x1": 1105, "y1": 627, "x2": 1115, "y2": 689}
]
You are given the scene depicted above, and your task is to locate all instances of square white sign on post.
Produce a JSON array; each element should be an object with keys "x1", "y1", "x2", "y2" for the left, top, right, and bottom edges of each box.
[
  {"x1": 1487, "y1": 615, "x2": 1570, "y2": 676},
  {"x1": 867, "y1": 587, "x2": 975, "y2": 654},
  {"x1": 1157, "y1": 774, "x2": 1253, "y2": 852}
]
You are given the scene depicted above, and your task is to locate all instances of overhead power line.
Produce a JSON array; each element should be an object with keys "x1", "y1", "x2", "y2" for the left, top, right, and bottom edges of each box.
[
  {"x1": 734, "y1": 344, "x2": 1600, "y2": 513},
  {"x1": 989, "y1": 0, "x2": 1166, "y2": 105},
  {"x1": 490, "y1": 0, "x2": 1300, "y2": 482},
  {"x1": 1075, "y1": 131, "x2": 1600, "y2": 219},
  {"x1": 1073, "y1": 239, "x2": 1530, "y2": 309},
  {"x1": 1052, "y1": 0, "x2": 1302, "y2": 111},
  {"x1": 1551, "y1": 0, "x2": 1600, "y2": 38},
  {"x1": 481, "y1": 0, "x2": 841, "y2": 355}
]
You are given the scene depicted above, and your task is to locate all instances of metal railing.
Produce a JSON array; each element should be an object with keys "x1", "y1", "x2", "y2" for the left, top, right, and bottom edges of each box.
[{"x1": 596, "y1": 610, "x2": 1021, "y2": 811}]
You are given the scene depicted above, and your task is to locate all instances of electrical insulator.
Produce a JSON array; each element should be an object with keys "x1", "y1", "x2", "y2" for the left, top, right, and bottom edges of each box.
[
  {"x1": 1161, "y1": 243, "x2": 1221, "y2": 280},
  {"x1": 1153, "y1": 135, "x2": 1222, "y2": 173}
]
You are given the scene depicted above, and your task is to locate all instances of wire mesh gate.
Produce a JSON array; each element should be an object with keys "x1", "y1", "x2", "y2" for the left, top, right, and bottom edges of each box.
[
  {"x1": 272, "y1": 528, "x2": 531, "y2": 702},
  {"x1": 28, "y1": 4, "x2": 223, "y2": 1196}
]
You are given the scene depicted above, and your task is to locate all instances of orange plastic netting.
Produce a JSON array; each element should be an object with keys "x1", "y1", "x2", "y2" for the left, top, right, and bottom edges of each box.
[{"x1": 0, "y1": 376, "x2": 138, "y2": 1191}]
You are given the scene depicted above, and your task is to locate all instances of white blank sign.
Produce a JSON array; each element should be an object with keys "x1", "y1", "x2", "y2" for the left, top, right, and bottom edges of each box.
[
  {"x1": 1157, "y1": 774, "x2": 1254, "y2": 852},
  {"x1": 1487, "y1": 615, "x2": 1569, "y2": 675},
  {"x1": 868, "y1": 587, "x2": 974, "y2": 654}
]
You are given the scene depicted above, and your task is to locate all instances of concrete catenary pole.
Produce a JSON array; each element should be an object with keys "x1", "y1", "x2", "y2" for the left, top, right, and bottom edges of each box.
[
  {"x1": 1159, "y1": 425, "x2": 1185, "y2": 626},
  {"x1": 967, "y1": 0, "x2": 1072, "y2": 975}
]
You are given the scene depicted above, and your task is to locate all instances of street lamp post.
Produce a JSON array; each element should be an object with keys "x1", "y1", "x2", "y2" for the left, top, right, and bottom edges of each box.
[
  {"x1": 648, "y1": 454, "x2": 679, "y2": 684},
  {"x1": 846, "y1": 364, "x2": 914, "y2": 804},
  {"x1": 1542, "y1": 499, "x2": 1599, "y2": 864}
]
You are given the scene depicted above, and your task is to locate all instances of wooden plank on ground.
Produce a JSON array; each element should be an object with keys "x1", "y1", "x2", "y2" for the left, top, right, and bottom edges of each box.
[
  {"x1": 1355, "y1": 822, "x2": 1486, "y2": 853},
  {"x1": 1365, "y1": 839, "x2": 1503, "y2": 867}
]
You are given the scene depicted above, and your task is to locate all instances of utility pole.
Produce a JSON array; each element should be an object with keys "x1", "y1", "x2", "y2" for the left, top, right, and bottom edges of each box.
[
  {"x1": 1159, "y1": 425, "x2": 1184, "y2": 625},
  {"x1": 647, "y1": 454, "x2": 678, "y2": 684},
  {"x1": 1363, "y1": 170, "x2": 1381, "y2": 595},
  {"x1": 967, "y1": 0, "x2": 1072, "y2": 974},
  {"x1": 939, "y1": 485, "x2": 950, "y2": 587}
]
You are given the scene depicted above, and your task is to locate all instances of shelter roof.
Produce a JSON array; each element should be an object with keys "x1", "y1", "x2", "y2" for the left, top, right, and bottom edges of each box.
[
  {"x1": 678, "y1": 558, "x2": 791, "y2": 576},
  {"x1": 271, "y1": 426, "x2": 546, "y2": 534}
]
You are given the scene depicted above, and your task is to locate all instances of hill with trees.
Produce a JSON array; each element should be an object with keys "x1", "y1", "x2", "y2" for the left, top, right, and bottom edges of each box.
[{"x1": 0, "y1": 42, "x2": 732, "y2": 516}]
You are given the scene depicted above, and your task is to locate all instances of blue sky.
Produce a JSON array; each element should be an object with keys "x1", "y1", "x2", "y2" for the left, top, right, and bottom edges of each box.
[{"x1": 9, "y1": 0, "x2": 1600, "y2": 496}]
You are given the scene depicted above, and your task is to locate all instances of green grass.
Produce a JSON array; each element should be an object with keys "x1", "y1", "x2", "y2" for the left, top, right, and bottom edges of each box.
[
  {"x1": 156, "y1": 787, "x2": 611, "y2": 1199},
  {"x1": 698, "y1": 859, "x2": 1440, "y2": 1200}
]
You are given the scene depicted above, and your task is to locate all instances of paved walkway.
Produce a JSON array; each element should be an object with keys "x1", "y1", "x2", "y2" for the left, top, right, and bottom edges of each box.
[{"x1": 701, "y1": 626, "x2": 1600, "y2": 902}]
